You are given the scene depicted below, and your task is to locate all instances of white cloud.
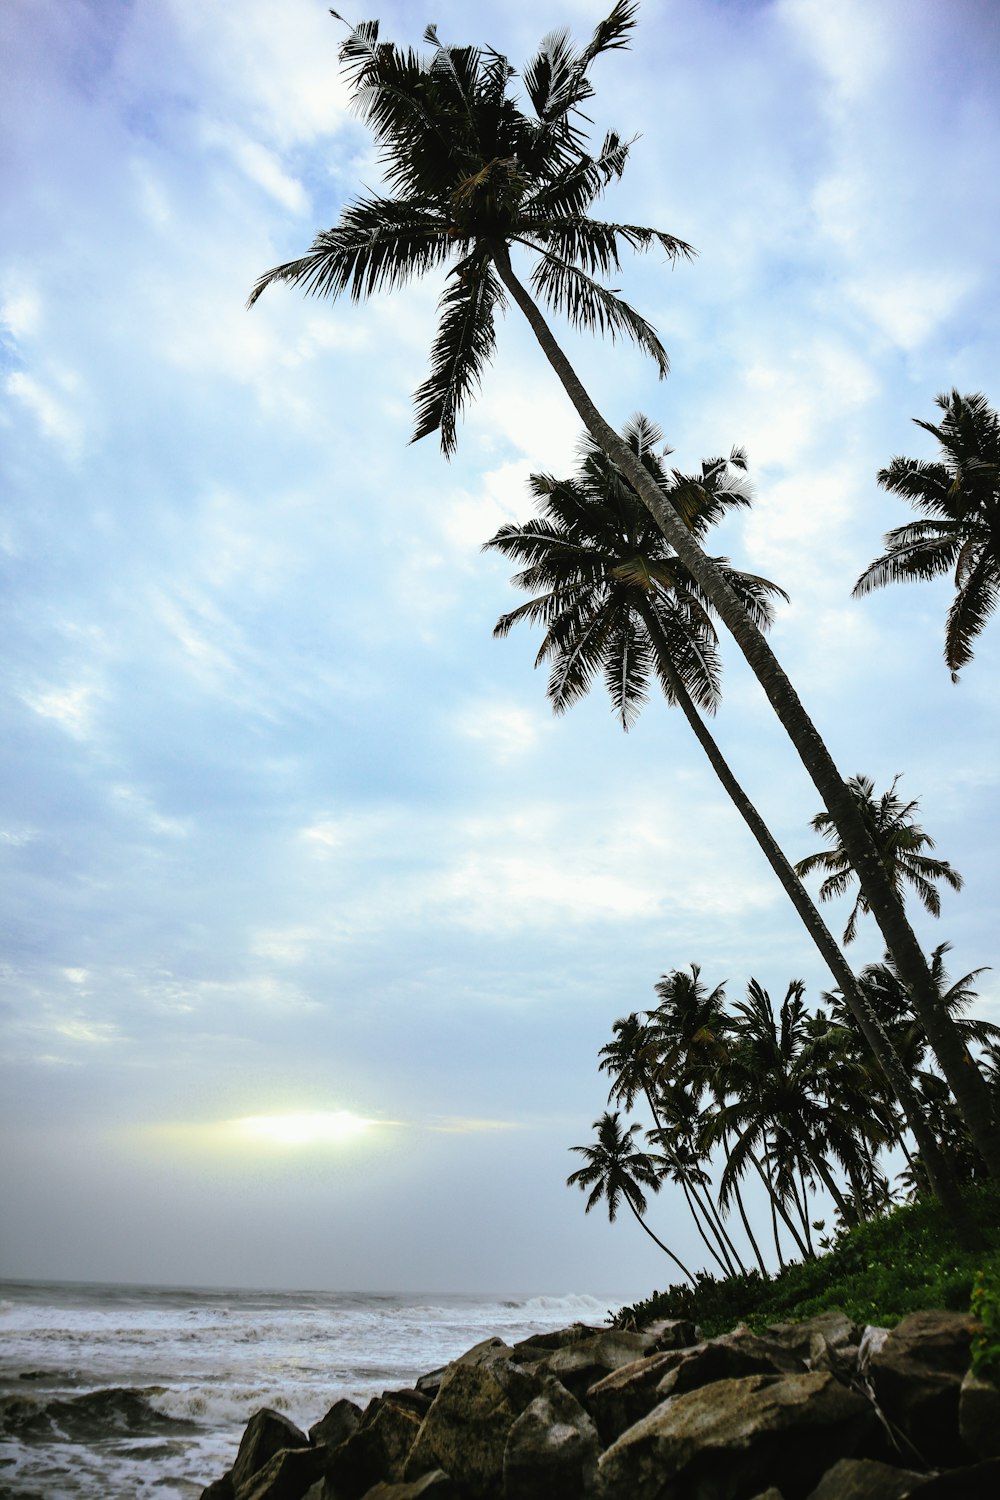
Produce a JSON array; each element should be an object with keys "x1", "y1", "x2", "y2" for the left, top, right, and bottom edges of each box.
[
  {"x1": 453, "y1": 700, "x2": 544, "y2": 762},
  {"x1": 4, "y1": 370, "x2": 84, "y2": 456},
  {"x1": 20, "y1": 680, "x2": 103, "y2": 740}
]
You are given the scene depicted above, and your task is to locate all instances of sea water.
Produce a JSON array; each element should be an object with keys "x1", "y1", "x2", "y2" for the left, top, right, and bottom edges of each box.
[{"x1": 0, "y1": 1279, "x2": 621, "y2": 1498}]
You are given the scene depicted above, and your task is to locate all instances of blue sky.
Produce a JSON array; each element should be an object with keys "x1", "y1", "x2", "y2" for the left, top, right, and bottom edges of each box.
[{"x1": 2, "y1": 0, "x2": 999, "y2": 1296}]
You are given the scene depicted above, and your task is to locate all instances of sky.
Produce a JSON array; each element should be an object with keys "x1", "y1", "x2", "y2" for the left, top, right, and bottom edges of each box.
[{"x1": 1, "y1": 0, "x2": 999, "y2": 1298}]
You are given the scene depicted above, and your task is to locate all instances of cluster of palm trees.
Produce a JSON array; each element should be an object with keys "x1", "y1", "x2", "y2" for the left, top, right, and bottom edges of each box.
[
  {"x1": 250, "y1": 3, "x2": 1000, "y2": 1246},
  {"x1": 571, "y1": 952, "x2": 998, "y2": 1279}
]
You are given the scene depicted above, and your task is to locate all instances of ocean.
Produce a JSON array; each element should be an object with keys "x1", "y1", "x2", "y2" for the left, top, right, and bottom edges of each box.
[{"x1": 0, "y1": 1278, "x2": 622, "y2": 1498}]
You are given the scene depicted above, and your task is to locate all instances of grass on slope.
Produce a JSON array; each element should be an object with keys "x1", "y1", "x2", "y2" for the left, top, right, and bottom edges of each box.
[{"x1": 612, "y1": 1185, "x2": 1000, "y2": 1338}]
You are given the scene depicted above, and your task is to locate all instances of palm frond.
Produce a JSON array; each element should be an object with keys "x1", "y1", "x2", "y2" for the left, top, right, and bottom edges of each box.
[
  {"x1": 411, "y1": 256, "x2": 504, "y2": 454},
  {"x1": 944, "y1": 549, "x2": 999, "y2": 679},
  {"x1": 247, "y1": 197, "x2": 452, "y2": 308},
  {"x1": 528, "y1": 252, "x2": 670, "y2": 376}
]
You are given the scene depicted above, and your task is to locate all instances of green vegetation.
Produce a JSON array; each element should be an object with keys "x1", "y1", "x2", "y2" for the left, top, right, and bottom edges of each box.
[{"x1": 612, "y1": 1186, "x2": 1000, "y2": 1338}]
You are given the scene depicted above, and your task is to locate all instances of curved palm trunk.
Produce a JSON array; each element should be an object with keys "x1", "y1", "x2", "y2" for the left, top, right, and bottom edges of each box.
[
  {"x1": 623, "y1": 1190, "x2": 697, "y2": 1286},
  {"x1": 679, "y1": 1178, "x2": 733, "y2": 1277},
  {"x1": 491, "y1": 242, "x2": 1000, "y2": 1191},
  {"x1": 637, "y1": 629, "x2": 970, "y2": 1232},
  {"x1": 733, "y1": 1179, "x2": 769, "y2": 1277},
  {"x1": 642, "y1": 1083, "x2": 739, "y2": 1273}
]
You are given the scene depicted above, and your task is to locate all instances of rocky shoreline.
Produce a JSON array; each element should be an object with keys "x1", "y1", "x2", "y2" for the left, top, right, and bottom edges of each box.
[{"x1": 199, "y1": 1306, "x2": 1000, "y2": 1499}]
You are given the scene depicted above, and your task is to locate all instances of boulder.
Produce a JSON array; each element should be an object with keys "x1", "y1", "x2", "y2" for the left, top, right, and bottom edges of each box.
[
  {"x1": 586, "y1": 1349, "x2": 698, "y2": 1445},
  {"x1": 598, "y1": 1370, "x2": 875, "y2": 1500},
  {"x1": 804, "y1": 1456, "x2": 924, "y2": 1499},
  {"x1": 511, "y1": 1323, "x2": 605, "y2": 1359},
  {"x1": 309, "y1": 1399, "x2": 362, "y2": 1449},
  {"x1": 867, "y1": 1310, "x2": 975, "y2": 1468},
  {"x1": 636, "y1": 1318, "x2": 701, "y2": 1355},
  {"x1": 502, "y1": 1376, "x2": 600, "y2": 1500},
  {"x1": 906, "y1": 1455, "x2": 1000, "y2": 1495},
  {"x1": 765, "y1": 1309, "x2": 862, "y2": 1365},
  {"x1": 231, "y1": 1411, "x2": 312, "y2": 1496},
  {"x1": 654, "y1": 1327, "x2": 807, "y2": 1401},
  {"x1": 359, "y1": 1474, "x2": 460, "y2": 1499},
  {"x1": 324, "y1": 1395, "x2": 423, "y2": 1498},
  {"x1": 201, "y1": 1479, "x2": 235, "y2": 1500},
  {"x1": 403, "y1": 1355, "x2": 543, "y2": 1498},
  {"x1": 536, "y1": 1329, "x2": 650, "y2": 1401},
  {"x1": 235, "y1": 1445, "x2": 326, "y2": 1500},
  {"x1": 958, "y1": 1367, "x2": 1000, "y2": 1459}
]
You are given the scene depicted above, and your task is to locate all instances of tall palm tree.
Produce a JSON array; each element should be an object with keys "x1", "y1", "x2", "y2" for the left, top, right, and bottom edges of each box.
[
  {"x1": 566, "y1": 1110, "x2": 695, "y2": 1284},
  {"x1": 854, "y1": 390, "x2": 1000, "y2": 680},
  {"x1": 249, "y1": 5, "x2": 1000, "y2": 1181},
  {"x1": 487, "y1": 420, "x2": 962, "y2": 1217},
  {"x1": 794, "y1": 774, "x2": 964, "y2": 945},
  {"x1": 716, "y1": 980, "x2": 882, "y2": 1248}
]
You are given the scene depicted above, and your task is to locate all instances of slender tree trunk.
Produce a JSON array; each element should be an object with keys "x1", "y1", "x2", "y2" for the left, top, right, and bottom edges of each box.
[
  {"x1": 623, "y1": 1192, "x2": 697, "y2": 1286},
  {"x1": 750, "y1": 1149, "x2": 811, "y2": 1261},
  {"x1": 733, "y1": 1179, "x2": 769, "y2": 1276},
  {"x1": 633, "y1": 610, "x2": 980, "y2": 1239},
  {"x1": 694, "y1": 1182, "x2": 749, "y2": 1276},
  {"x1": 679, "y1": 1178, "x2": 733, "y2": 1277},
  {"x1": 491, "y1": 242, "x2": 1000, "y2": 1191}
]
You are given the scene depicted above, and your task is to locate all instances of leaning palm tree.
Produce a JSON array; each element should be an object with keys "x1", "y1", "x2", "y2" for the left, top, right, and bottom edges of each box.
[
  {"x1": 488, "y1": 419, "x2": 961, "y2": 1216},
  {"x1": 249, "y1": 5, "x2": 1000, "y2": 1181},
  {"x1": 854, "y1": 390, "x2": 1000, "y2": 681},
  {"x1": 794, "y1": 774, "x2": 963, "y2": 946},
  {"x1": 567, "y1": 1110, "x2": 695, "y2": 1283}
]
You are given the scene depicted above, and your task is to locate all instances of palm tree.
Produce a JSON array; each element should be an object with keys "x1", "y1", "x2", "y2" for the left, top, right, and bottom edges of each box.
[
  {"x1": 854, "y1": 390, "x2": 1000, "y2": 681},
  {"x1": 716, "y1": 980, "x2": 883, "y2": 1252},
  {"x1": 488, "y1": 421, "x2": 963, "y2": 1218},
  {"x1": 794, "y1": 774, "x2": 964, "y2": 945},
  {"x1": 249, "y1": 5, "x2": 1000, "y2": 1182},
  {"x1": 566, "y1": 1110, "x2": 696, "y2": 1284}
]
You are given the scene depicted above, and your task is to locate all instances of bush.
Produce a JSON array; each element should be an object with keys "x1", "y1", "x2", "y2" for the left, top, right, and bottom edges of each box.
[{"x1": 611, "y1": 1185, "x2": 1000, "y2": 1337}]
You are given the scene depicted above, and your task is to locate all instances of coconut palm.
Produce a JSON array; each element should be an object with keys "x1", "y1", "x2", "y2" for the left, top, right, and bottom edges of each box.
[
  {"x1": 249, "y1": 5, "x2": 1000, "y2": 1181},
  {"x1": 715, "y1": 980, "x2": 883, "y2": 1252},
  {"x1": 794, "y1": 774, "x2": 964, "y2": 946},
  {"x1": 854, "y1": 390, "x2": 1000, "y2": 680},
  {"x1": 566, "y1": 1110, "x2": 695, "y2": 1283},
  {"x1": 488, "y1": 421, "x2": 961, "y2": 1215}
]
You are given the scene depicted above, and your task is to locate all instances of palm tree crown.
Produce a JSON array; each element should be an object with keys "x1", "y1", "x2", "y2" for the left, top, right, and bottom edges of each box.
[
  {"x1": 249, "y1": 4, "x2": 692, "y2": 453},
  {"x1": 854, "y1": 390, "x2": 1000, "y2": 680},
  {"x1": 485, "y1": 414, "x2": 785, "y2": 726},
  {"x1": 794, "y1": 774, "x2": 963, "y2": 945}
]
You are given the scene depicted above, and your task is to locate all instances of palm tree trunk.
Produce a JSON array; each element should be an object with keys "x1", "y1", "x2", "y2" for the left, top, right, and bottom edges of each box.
[
  {"x1": 689, "y1": 1178, "x2": 749, "y2": 1275},
  {"x1": 491, "y1": 241, "x2": 1000, "y2": 1191},
  {"x1": 634, "y1": 610, "x2": 980, "y2": 1239},
  {"x1": 679, "y1": 1178, "x2": 733, "y2": 1277},
  {"x1": 751, "y1": 1149, "x2": 811, "y2": 1261},
  {"x1": 733, "y1": 1179, "x2": 769, "y2": 1276},
  {"x1": 623, "y1": 1191, "x2": 697, "y2": 1286}
]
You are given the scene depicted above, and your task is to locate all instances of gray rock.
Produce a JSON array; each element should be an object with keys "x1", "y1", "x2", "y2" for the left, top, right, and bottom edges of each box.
[
  {"x1": 765, "y1": 1309, "x2": 862, "y2": 1364},
  {"x1": 324, "y1": 1395, "x2": 423, "y2": 1499},
  {"x1": 231, "y1": 1411, "x2": 312, "y2": 1496},
  {"x1": 511, "y1": 1323, "x2": 605, "y2": 1359},
  {"x1": 586, "y1": 1349, "x2": 696, "y2": 1445},
  {"x1": 502, "y1": 1377, "x2": 600, "y2": 1499},
  {"x1": 906, "y1": 1455, "x2": 1000, "y2": 1495},
  {"x1": 201, "y1": 1478, "x2": 235, "y2": 1500},
  {"x1": 805, "y1": 1456, "x2": 924, "y2": 1499},
  {"x1": 598, "y1": 1370, "x2": 875, "y2": 1500},
  {"x1": 360, "y1": 1474, "x2": 460, "y2": 1498},
  {"x1": 309, "y1": 1398, "x2": 362, "y2": 1449},
  {"x1": 636, "y1": 1318, "x2": 701, "y2": 1354},
  {"x1": 537, "y1": 1329, "x2": 650, "y2": 1401},
  {"x1": 654, "y1": 1327, "x2": 807, "y2": 1401},
  {"x1": 403, "y1": 1355, "x2": 543, "y2": 1498},
  {"x1": 959, "y1": 1367, "x2": 1000, "y2": 1459},
  {"x1": 234, "y1": 1444, "x2": 325, "y2": 1500},
  {"x1": 868, "y1": 1310, "x2": 975, "y2": 1468}
]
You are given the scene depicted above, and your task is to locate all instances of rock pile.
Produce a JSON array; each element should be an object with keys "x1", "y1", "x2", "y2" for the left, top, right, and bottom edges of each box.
[{"x1": 199, "y1": 1307, "x2": 1000, "y2": 1499}]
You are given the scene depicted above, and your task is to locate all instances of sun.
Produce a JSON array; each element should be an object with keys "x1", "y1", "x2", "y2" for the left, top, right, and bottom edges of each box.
[{"x1": 231, "y1": 1110, "x2": 376, "y2": 1147}]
